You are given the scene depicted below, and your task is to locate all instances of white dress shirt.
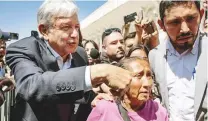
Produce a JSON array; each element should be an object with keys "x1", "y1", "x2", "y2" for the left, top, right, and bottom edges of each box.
[
  {"x1": 45, "y1": 41, "x2": 92, "y2": 91},
  {"x1": 166, "y1": 36, "x2": 199, "y2": 121}
]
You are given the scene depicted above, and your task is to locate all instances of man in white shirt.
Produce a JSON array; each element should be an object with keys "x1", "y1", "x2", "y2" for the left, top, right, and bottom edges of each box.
[{"x1": 149, "y1": 1, "x2": 207, "y2": 121}]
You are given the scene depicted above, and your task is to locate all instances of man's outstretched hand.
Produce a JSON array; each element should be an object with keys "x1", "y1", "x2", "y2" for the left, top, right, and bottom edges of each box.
[{"x1": 90, "y1": 64, "x2": 132, "y2": 96}]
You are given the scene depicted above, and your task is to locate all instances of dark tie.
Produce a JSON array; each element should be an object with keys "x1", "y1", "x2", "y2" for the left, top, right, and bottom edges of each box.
[{"x1": 57, "y1": 104, "x2": 75, "y2": 121}]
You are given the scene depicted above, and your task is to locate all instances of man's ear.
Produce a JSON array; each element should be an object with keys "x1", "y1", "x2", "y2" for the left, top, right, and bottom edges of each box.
[
  {"x1": 158, "y1": 19, "x2": 166, "y2": 32},
  {"x1": 38, "y1": 24, "x2": 49, "y2": 40},
  {"x1": 200, "y1": 8, "x2": 205, "y2": 21},
  {"x1": 102, "y1": 45, "x2": 107, "y2": 53}
]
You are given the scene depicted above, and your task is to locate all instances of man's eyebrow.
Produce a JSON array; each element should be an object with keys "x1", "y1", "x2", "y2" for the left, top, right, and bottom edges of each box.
[
  {"x1": 186, "y1": 13, "x2": 198, "y2": 17},
  {"x1": 59, "y1": 22, "x2": 80, "y2": 26},
  {"x1": 167, "y1": 12, "x2": 198, "y2": 20},
  {"x1": 110, "y1": 40, "x2": 118, "y2": 43}
]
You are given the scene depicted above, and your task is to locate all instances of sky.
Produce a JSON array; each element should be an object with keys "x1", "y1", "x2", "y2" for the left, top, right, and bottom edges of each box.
[{"x1": 0, "y1": 0, "x2": 106, "y2": 44}]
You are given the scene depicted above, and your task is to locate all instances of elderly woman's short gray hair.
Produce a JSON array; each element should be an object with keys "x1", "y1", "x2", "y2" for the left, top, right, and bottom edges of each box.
[{"x1": 37, "y1": 0, "x2": 78, "y2": 26}]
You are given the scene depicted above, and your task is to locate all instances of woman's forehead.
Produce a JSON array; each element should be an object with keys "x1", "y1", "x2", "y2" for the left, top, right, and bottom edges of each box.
[{"x1": 127, "y1": 60, "x2": 150, "y2": 72}]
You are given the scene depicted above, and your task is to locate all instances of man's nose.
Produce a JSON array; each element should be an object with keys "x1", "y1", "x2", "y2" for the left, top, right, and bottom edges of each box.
[
  {"x1": 86, "y1": 50, "x2": 90, "y2": 55},
  {"x1": 118, "y1": 42, "x2": 124, "y2": 49},
  {"x1": 180, "y1": 21, "x2": 190, "y2": 33},
  {"x1": 71, "y1": 28, "x2": 78, "y2": 38}
]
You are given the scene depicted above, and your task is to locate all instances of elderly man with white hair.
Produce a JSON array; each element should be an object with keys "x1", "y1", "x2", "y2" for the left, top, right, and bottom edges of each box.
[{"x1": 5, "y1": 0, "x2": 133, "y2": 121}]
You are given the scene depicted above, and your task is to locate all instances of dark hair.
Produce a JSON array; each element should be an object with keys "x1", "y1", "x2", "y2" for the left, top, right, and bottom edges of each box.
[
  {"x1": 117, "y1": 57, "x2": 149, "y2": 70},
  {"x1": 78, "y1": 29, "x2": 83, "y2": 47},
  {"x1": 102, "y1": 28, "x2": 121, "y2": 43},
  {"x1": 124, "y1": 32, "x2": 136, "y2": 41},
  {"x1": 159, "y1": 1, "x2": 200, "y2": 21},
  {"x1": 126, "y1": 44, "x2": 149, "y2": 57},
  {"x1": 83, "y1": 40, "x2": 99, "y2": 50}
]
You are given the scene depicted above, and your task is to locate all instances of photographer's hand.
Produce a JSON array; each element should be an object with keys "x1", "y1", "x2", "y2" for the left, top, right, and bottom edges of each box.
[
  {"x1": 134, "y1": 20, "x2": 143, "y2": 43},
  {"x1": 141, "y1": 21, "x2": 159, "y2": 50},
  {"x1": 122, "y1": 23, "x2": 131, "y2": 38},
  {"x1": 141, "y1": 31, "x2": 151, "y2": 45}
]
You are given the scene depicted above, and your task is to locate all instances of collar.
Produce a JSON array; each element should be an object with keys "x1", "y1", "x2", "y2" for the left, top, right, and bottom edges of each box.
[
  {"x1": 166, "y1": 33, "x2": 200, "y2": 56},
  {"x1": 45, "y1": 40, "x2": 73, "y2": 69}
]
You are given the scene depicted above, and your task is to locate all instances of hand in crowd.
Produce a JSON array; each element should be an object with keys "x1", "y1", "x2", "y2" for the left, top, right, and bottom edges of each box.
[
  {"x1": 203, "y1": 0, "x2": 208, "y2": 9},
  {"x1": 91, "y1": 64, "x2": 134, "y2": 107},
  {"x1": 0, "y1": 75, "x2": 15, "y2": 106},
  {"x1": 90, "y1": 64, "x2": 132, "y2": 96},
  {"x1": 122, "y1": 22, "x2": 131, "y2": 38},
  {"x1": 93, "y1": 83, "x2": 111, "y2": 94},
  {"x1": 141, "y1": 20, "x2": 159, "y2": 49},
  {"x1": 0, "y1": 90, "x2": 4, "y2": 106},
  {"x1": 134, "y1": 15, "x2": 159, "y2": 50},
  {"x1": 121, "y1": 94, "x2": 134, "y2": 112},
  {"x1": 91, "y1": 93, "x2": 113, "y2": 107},
  {"x1": 92, "y1": 82, "x2": 131, "y2": 107},
  {"x1": 134, "y1": 16, "x2": 143, "y2": 43},
  {"x1": 92, "y1": 83, "x2": 122, "y2": 107},
  {"x1": 0, "y1": 76, "x2": 15, "y2": 92}
]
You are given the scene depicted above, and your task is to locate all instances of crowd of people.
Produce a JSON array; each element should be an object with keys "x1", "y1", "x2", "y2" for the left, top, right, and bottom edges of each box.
[{"x1": 0, "y1": 0, "x2": 207, "y2": 121}]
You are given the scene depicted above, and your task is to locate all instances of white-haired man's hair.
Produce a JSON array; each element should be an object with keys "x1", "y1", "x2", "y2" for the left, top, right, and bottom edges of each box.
[{"x1": 37, "y1": 0, "x2": 78, "y2": 26}]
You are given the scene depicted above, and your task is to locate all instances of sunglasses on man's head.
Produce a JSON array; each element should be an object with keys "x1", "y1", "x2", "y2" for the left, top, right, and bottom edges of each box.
[
  {"x1": 102, "y1": 28, "x2": 121, "y2": 41},
  {"x1": 104, "y1": 28, "x2": 121, "y2": 34}
]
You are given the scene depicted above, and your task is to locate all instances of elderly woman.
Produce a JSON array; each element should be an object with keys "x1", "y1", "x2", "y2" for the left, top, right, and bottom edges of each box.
[
  {"x1": 87, "y1": 57, "x2": 168, "y2": 121},
  {"x1": 83, "y1": 40, "x2": 100, "y2": 65}
]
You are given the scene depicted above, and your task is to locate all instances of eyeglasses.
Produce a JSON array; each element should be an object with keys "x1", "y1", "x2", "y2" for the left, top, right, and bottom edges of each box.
[{"x1": 102, "y1": 28, "x2": 121, "y2": 41}]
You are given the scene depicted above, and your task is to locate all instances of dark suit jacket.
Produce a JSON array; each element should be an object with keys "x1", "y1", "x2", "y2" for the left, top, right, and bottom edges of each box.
[{"x1": 6, "y1": 37, "x2": 94, "y2": 121}]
